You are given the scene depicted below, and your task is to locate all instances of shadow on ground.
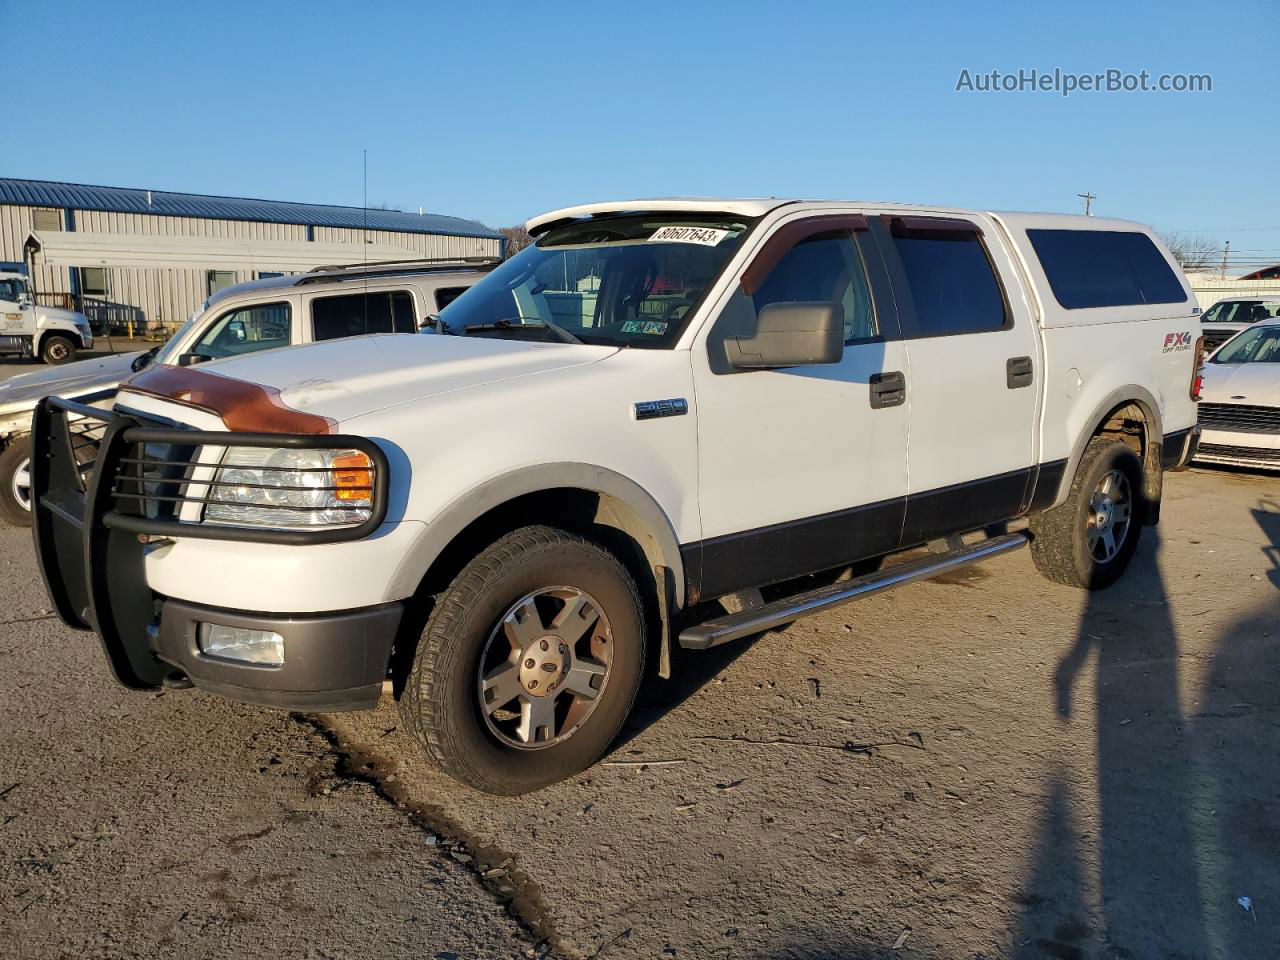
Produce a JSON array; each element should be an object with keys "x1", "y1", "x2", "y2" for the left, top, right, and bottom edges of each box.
[{"x1": 1013, "y1": 498, "x2": 1280, "y2": 959}]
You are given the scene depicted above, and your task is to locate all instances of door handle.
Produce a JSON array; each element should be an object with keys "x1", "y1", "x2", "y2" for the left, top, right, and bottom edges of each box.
[
  {"x1": 1006, "y1": 356, "x2": 1033, "y2": 389},
  {"x1": 870, "y1": 371, "x2": 906, "y2": 409}
]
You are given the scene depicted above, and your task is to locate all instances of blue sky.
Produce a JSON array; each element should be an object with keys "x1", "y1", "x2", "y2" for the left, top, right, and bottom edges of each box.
[{"x1": 9, "y1": 0, "x2": 1280, "y2": 268}]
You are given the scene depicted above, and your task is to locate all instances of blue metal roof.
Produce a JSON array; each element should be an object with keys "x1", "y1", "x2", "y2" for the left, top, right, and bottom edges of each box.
[{"x1": 0, "y1": 178, "x2": 500, "y2": 240}]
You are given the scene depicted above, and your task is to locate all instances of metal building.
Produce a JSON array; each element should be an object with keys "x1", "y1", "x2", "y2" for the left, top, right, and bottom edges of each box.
[{"x1": 0, "y1": 178, "x2": 503, "y2": 335}]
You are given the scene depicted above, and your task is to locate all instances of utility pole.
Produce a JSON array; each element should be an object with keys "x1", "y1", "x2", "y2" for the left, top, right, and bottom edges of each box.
[
  {"x1": 1076, "y1": 192, "x2": 1096, "y2": 216},
  {"x1": 1221, "y1": 240, "x2": 1230, "y2": 279}
]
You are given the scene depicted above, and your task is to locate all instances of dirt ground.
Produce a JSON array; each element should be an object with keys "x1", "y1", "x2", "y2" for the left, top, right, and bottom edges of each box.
[{"x1": 2, "y1": 464, "x2": 1277, "y2": 959}]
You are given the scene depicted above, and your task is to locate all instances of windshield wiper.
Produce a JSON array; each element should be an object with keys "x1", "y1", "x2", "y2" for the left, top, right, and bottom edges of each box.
[{"x1": 463, "y1": 316, "x2": 583, "y2": 345}]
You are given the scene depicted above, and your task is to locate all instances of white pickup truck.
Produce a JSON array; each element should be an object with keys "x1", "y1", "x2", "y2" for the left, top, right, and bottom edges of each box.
[
  {"x1": 0, "y1": 272, "x2": 94, "y2": 364},
  {"x1": 32, "y1": 199, "x2": 1203, "y2": 794}
]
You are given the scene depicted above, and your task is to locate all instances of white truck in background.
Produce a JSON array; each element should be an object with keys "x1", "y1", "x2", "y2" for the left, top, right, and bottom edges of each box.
[
  {"x1": 0, "y1": 272, "x2": 94, "y2": 365},
  {"x1": 32, "y1": 198, "x2": 1204, "y2": 795}
]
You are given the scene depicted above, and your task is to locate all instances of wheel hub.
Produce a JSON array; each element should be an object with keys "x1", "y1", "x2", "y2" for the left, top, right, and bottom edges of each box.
[{"x1": 519, "y1": 635, "x2": 571, "y2": 696}]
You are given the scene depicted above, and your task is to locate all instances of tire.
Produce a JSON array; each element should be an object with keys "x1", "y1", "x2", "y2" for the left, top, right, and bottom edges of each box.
[
  {"x1": 399, "y1": 525, "x2": 646, "y2": 794},
  {"x1": 39, "y1": 334, "x2": 77, "y2": 365},
  {"x1": 0, "y1": 439, "x2": 33, "y2": 527},
  {"x1": 1030, "y1": 438, "x2": 1144, "y2": 590}
]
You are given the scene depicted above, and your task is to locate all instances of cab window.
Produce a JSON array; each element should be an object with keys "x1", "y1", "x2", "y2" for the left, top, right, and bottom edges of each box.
[
  {"x1": 434, "y1": 286, "x2": 470, "y2": 311},
  {"x1": 890, "y1": 222, "x2": 1009, "y2": 336},
  {"x1": 0, "y1": 278, "x2": 27, "y2": 303},
  {"x1": 311, "y1": 291, "x2": 417, "y2": 340},
  {"x1": 192, "y1": 302, "x2": 292, "y2": 359},
  {"x1": 750, "y1": 232, "x2": 877, "y2": 341}
]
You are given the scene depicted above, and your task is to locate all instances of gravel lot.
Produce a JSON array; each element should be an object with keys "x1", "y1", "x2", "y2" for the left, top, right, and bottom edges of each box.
[{"x1": 1, "y1": 411, "x2": 1277, "y2": 959}]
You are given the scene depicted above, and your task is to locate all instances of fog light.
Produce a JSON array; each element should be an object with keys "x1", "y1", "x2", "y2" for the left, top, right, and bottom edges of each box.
[{"x1": 198, "y1": 623, "x2": 284, "y2": 666}]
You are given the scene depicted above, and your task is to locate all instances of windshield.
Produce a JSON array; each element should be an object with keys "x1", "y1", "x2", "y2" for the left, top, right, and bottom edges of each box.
[
  {"x1": 1202, "y1": 300, "x2": 1280, "y2": 326},
  {"x1": 435, "y1": 215, "x2": 754, "y2": 347},
  {"x1": 1212, "y1": 325, "x2": 1280, "y2": 364},
  {"x1": 153, "y1": 304, "x2": 208, "y2": 365}
]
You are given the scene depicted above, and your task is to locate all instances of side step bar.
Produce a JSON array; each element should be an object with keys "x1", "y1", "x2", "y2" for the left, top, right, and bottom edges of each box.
[{"x1": 678, "y1": 532, "x2": 1030, "y2": 650}]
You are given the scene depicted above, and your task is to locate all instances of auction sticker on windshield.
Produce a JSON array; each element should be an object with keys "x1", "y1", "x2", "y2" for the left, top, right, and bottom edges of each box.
[{"x1": 648, "y1": 226, "x2": 731, "y2": 246}]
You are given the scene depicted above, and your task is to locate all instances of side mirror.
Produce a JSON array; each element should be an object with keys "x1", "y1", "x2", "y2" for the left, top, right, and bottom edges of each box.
[
  {"x1": 131, "y1": 345, "x2": 161, "y2": 372},
  {"x1": 725, "y1": 302, "x2": 844, "y2": 370},
  {"x1": 177, "y1": 352, "x2": 213, "y2": 367}
]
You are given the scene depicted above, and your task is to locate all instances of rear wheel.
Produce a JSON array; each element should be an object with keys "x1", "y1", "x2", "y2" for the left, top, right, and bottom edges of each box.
[
  {"x1": 1030, "y1": 437, "x2": 1144, "y2": 589},
  {"x1": 39, "y1": 334, "x2": 77, "y2": 365},
  {"x1": 398, "y1": 525, "x2": 645, "y2": 794},
  {"x1": 0, "y1": 440, "x2": 33, "y2": 526}
]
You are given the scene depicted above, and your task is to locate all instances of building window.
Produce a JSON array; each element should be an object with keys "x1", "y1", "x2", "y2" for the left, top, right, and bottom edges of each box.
[
  {"x1": 32, "y1": 208, "x2": 62, "y2": 232},
  {"x1": 79, "y1": 267, "x2": 109, "y2": 298},
  {"x1": 208, "y1": 270, "x2": 237, "y2": 295},
  {"x1": 256, "y1": 271, "x2": 284, "y2": 280}
]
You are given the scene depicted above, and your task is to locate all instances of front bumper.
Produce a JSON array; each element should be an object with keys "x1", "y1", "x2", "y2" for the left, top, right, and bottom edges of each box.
[
  {"x1": 152, "y1": 598, "x2": 401, "y2": 710},
  {"x1": 1193, "y1": 437, "x2": 1280, "y2": 471},
  {"x1": 30, "y1": 397, "x2": 398, "y2": 709}
]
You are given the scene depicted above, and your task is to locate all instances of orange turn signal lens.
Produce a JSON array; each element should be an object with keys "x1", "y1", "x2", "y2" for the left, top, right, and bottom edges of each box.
[{"x1": 331, "y1": 451, "x2": 374, "y2": 502}]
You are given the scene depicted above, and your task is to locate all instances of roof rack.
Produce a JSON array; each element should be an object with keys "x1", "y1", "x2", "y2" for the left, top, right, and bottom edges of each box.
[{"x1": 298, "y1": 256, "x2": 502, "y2": 284}]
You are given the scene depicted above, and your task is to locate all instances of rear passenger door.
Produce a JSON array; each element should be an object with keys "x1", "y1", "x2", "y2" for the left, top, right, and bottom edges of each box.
[
  {"x1": 873, "y1": 215, "x2": 1040, "y2": 543},
  {"x1": 308, "y1": 289, "x2": 418, "y2": 342}
]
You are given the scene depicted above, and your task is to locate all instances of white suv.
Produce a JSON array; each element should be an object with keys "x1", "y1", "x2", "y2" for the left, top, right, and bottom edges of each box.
[{"x1": 33, "y1": 199, "x2": 1203, "y2": 793}]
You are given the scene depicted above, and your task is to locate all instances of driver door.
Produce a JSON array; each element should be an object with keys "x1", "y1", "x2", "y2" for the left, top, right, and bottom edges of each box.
[{"x1": 689, "y1": 217, "x2": 910, "y2": 600}]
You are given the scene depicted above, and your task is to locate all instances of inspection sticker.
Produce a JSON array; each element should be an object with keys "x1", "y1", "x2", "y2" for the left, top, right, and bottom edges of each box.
[{"x1": 648, "y1": 225, "x2": 730, "y2": 246}]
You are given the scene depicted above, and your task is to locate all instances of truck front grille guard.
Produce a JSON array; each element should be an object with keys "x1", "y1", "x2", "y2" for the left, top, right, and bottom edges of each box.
[
  {"x1": 34, "y1": 396, "x2": 389, "y2": 547},
  {"x1": 31, "y1": 396, "x2": 391, "y2": 689}
]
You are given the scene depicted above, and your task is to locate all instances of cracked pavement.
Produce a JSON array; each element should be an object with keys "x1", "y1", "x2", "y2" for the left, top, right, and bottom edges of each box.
[{"x1": 2, "y1": 464, "x2": 1278, "y2": 959}]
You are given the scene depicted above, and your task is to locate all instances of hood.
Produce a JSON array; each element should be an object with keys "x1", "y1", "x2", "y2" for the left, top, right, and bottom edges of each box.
[
  {"x1": 1201, "y1": 362, "x2": 1280, "y2": 405},
  {"x1": 36, "y1": 305, "x2": 88, "y2": 324},
  {"x1": 0, "y1": 350, "x2": 139, "y2": 414},
  {"x1": 122, "y1": 334, "x2": 618, "y2": 426}
]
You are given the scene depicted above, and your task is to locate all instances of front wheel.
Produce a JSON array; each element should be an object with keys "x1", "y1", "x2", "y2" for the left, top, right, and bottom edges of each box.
[
  {"x1": 1029, "y1": 437, "x2": 1144, "y2": 590},
  {"x1": 0, "y1": 440, "x2": 33, "y2": 526},
  {"x1": 398, "y1": 525, "x2": 646, "y2": 794},
  {"x1": 39, "y1": 334, "x2": 77, "y2": 365}
]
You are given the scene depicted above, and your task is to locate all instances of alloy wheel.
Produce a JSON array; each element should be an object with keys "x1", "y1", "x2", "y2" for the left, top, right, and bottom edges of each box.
[
  {"x1": 1086, "y1": 468, "x2": 1132, "y2": 563},
  {"x1": 476, "y1": 586, "x2": 613, "y2": 749}
]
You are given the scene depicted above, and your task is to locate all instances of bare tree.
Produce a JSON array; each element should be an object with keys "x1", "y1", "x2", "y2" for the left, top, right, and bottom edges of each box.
[
  {"x1": 499, "y1": 225, "x2": 534, "y2": 258},
  {"x1": 1160, "y1": 232, "x2": 1218, "y2": 272}
]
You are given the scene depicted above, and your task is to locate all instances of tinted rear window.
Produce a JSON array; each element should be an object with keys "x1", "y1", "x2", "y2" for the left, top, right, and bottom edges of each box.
[
  {"x1": 1028, "y1": 229, "x2": 1186, "y2": 309},
  {"x1": 311, "y1": 291, "x2": 417, "y2": 340},
  {"x1": 891, "y1": 228, "x2": 1009, "y2": 336}
]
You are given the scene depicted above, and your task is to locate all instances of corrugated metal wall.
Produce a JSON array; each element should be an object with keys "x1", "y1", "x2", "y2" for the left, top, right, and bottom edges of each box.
[
  {"x1": 1, "y1": 205, "x2": 501, "y2": 335},
  {"x1": 1189, "y1": 276, "x2": 1280, "y2": 310}
]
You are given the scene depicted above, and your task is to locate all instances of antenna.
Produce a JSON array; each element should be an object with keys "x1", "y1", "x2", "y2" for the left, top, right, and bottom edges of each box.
[
  {"x1": 1076, "y1": 191, "x2": 1096, "y2": 216},
  {"x1": 362, "y1": 149, "x2": 369, "y2": 331}
]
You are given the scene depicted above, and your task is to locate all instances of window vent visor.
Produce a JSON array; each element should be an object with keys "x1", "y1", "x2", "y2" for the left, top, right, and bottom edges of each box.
[
  {"x1": 886, "y1": 216, "x2": 984, "y2": 239},
  {"x1": 740, "y1": 214, "x2": 869, "y2": 296}
]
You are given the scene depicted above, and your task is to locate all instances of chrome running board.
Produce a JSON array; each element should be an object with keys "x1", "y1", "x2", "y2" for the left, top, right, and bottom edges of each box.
[{"x1": 678, "y1": 532, "x2": 1030, "y2": 650}]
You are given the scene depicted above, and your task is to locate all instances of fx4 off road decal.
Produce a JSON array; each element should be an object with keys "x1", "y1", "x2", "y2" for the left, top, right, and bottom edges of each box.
[{"x1": 1162, "y1": 332, "x2": 1194, "y2": 353}]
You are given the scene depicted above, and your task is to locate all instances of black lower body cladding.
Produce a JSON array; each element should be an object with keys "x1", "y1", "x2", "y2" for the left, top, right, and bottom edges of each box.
[{"x1": 153, "y1": 599, "x2": 403, "y2": 712}]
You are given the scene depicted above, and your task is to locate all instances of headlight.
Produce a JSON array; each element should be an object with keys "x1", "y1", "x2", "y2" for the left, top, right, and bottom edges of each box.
[{"x1": 204, "y1": 446, "x2": 376, "y2": 527}]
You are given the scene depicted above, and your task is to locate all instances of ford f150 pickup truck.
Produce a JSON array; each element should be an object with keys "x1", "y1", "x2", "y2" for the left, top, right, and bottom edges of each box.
[{"x1": 32, "y1": 199, "x2": 1204, "y2": 794}]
